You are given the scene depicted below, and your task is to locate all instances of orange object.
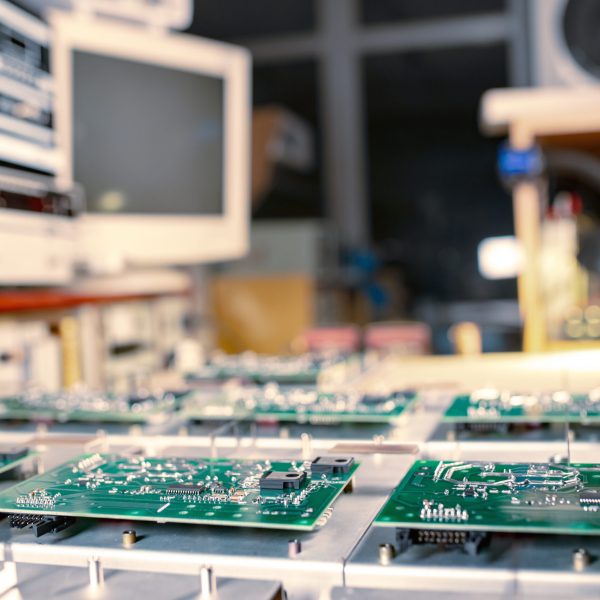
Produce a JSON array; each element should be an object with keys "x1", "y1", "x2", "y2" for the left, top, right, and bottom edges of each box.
[{"x1": 211, "y1": 274, "x2": 314, "y2": 354}]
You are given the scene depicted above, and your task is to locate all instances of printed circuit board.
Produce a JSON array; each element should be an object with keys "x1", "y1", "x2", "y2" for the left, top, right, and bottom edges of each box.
[
  {"x1": 376, "y1": 460, "x2": 600, "y2": 536},
  {"x1": 0, "y1": 453, "x2": 358, "y2": 531}
]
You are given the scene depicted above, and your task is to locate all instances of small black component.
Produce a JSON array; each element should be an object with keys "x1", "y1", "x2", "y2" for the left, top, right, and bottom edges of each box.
[
  {"x1": 396, "y1": 527, "x2": 490, "y2": 556},
  {"x1": 0, "y1": 447, "x2": 28, "y2": 463},
  {"x1": 9, "y1": 514, "x2": 76, "y2": 537},
  {"x1": 311, "y1": 456, "x2": 354, "y2": 475},
  {"x1": 455, "y1": 423, "x2": 510, "y2": 436},
  {"x1": 360, "y1": 394, "x2": 388, "y2": 406},
  {"x1": 127, "y1": 394, "x2": 151, "y2": 408},
  {"x1": 580, "y1": 490, "x2": 600, "y2": 504},
  {"x1": 166, "y1": 483, "x2": 205, "y2": 495},
  {"x1": 260, "y1": 470, "x2": 306, "y2": 490}
]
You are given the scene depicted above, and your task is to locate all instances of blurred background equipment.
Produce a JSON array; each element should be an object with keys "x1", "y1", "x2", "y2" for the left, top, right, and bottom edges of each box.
[
  {"x1": 481, "y1": 86, "x2": 600, "y2": 352},
  {"x1": 0, "y1": 0, "x2": 57, "y2": 172},
  {"x1": 529, "y1": 0, "x2": 600, "y2": 85},
  {"x1": 3, "y1": 3, "x2": 600, "y2": 600},
  {"x1": 51, "y1": 11, "x2": 250, "y2": 272},
  {"x1": 17, "y1": 0, "x2": 193, "y2": 29}
]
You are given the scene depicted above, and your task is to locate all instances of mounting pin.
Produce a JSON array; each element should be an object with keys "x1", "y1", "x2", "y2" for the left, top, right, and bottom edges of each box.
[
  {"x1": 573, "y1": 548, "x2": 591, "y2": 572},
  {"x1": 378, "y1": 543, "x2": 396, "y2": 565},
  {"x1": 288, "y1": 539, "x2": 302, "y2": 558},
  {"x1": 199, "y1": 565, "x2": 216, "y2": 599},
  {"x1": 88, "y1": 557, "x2": 104, "y2": 589}
]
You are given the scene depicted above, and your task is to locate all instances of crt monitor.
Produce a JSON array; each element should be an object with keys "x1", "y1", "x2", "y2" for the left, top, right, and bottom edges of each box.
[{"x1": 50, "y1": 13, "x2": 251, "y2": 270}]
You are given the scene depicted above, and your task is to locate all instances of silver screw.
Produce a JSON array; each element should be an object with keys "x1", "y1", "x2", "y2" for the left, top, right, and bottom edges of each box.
[{"x1": 378, "y1": 543, "x2": 396, "y2": 565}]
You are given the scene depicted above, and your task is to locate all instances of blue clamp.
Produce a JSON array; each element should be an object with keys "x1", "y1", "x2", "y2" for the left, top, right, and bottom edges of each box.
[{"x1": 497, "y1": 141, "x2": 543, "y2": 183}]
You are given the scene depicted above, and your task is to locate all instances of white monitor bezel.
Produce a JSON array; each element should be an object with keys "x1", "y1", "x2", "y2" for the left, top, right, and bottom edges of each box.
[{"x1": 51, "y1": 12, "x2": 251, "y2": 268}]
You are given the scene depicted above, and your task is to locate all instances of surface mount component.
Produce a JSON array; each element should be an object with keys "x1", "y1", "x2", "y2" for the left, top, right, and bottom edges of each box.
[
  {"x1": 0, "y1": 453, "x2": 358, "y2": 531},
  {"x1": 444, "y1": 388, "x2": 600, "y2": 426},
  {"x1": 0, "y1": 390, "x2": 181, "y2": 424},
  {"x1": 311, "y1": 457, "x2": 355, "y2": 475},
  {"x1": 184, "y1": 386, "x2": 416, "y2": 424},
  {"x1": 375, "y1": 460, "x2": 600, "y2": 553}
]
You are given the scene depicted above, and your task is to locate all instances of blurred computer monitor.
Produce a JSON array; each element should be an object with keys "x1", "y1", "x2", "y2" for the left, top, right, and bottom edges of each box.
[{"x1": 51, "y1": 12, "x2": 251, "y2": 271}]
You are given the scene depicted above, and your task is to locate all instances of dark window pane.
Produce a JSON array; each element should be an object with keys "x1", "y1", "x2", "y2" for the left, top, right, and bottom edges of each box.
[
  {"x1": 361, "y1": 0, "x2": 505, "y2": 24},
  {"x1": 365, "y1": 44, "x2": 514, "y2": 302},
  {"x1": 187, "y1": 0, "x2": 315, "y2": 40},
  {"x1": 253, "y1": 61, "x2": 323, "y2": 219}
]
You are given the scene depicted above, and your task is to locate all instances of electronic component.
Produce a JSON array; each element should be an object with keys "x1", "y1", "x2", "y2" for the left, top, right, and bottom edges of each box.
[
  {"x1": 0, "y1": 390, "x2": 180, "y2": 424},
  {"x1": 260, "y1": 470, "x2": 307, "y2": 490},
  {"x1": 444, "y1": 388, "x2": 600, "y2": 429},
  {"x1": 375, "y1": 460, "x2": 600, "y2": 554},
  {"x1": 184, "y1": 385, "x2": 416, "y2": 424},
  {"x1": 9, "y1": 513, "x2": 76, "y2": 537},
  {"x1": 0, "y1": 453, "x2": 358, "y2": 531},
  {"x1": 0, "y1": 0, "x2": 58, "y2": 172},
  {"x1": 311, "y1": 457, "x2": 354, "y2": 475}
]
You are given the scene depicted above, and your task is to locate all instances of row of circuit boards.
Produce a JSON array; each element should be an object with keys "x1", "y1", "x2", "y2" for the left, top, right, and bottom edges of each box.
[
  {"x1": 0, "y1": 453, "x2": 358, "y2": 532},
  {"x1": 0, "y1": 386, "x2": 415, "y2": 426},
  {"x1": 444, "y1": 388, "x2": 600, "y2": 425},
  {"x1": 0, "y1": 390, "x2": 180, "y2": 424},
  {"x1": 3, "y1": 453, "x2": 600, "y2": 545},
  {"x1": 183, "y1": 385, "x2": 417, "y2": 424}
]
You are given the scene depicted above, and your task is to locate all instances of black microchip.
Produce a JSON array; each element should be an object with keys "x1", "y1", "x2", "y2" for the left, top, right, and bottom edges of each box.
[
  {"x1": 311, "y1": 456, "x2": 354, "y2": 475},
  {"x1": 260, "y1": 470, "x2": 306, "y2": 490},
  {"x1": 166, "y1": 483, "x2": 205, "y2": 495},
  {"x1": 580, "y1": 490, "x2": 600, "y2": 504}
]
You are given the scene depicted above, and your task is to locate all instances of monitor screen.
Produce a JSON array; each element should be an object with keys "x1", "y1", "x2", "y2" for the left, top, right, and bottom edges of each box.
[{"x1": 72, "y1": 50, "x2": 224, "y2": 215}]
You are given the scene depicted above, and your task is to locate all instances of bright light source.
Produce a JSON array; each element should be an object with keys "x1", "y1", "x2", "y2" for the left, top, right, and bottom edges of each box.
[{"x1": 478, "y1": 235, "x2": 523, "y2": 279}]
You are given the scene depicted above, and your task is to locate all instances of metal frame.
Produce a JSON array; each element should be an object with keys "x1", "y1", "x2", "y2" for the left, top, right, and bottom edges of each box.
[{"x1": 1, "y1": 352, "x2": 600, "y2": 597}]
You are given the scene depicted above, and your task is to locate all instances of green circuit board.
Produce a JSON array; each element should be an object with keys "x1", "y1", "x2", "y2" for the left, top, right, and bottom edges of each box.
[
  {"x1": 0, "y1": 390, "x2": 179, "y2": 424},
  {"x1": 443, "y1": 388, "x2": 600, "y2": 424},
  {"x1": 185, "y1": 352, "x2": 356, "y2": 385},
  {"x1": 0, "y1": 453, "x2": 358, "y2": 531},
  {"x1": 375, "y1": 460, "x2": 600, "y2": 535},
  {"x1": 184, "y1": 387, "x2": 417, "y2": 424},
  {"x1": 0, "y1": 448, "x2": 35, "y2": 475}
]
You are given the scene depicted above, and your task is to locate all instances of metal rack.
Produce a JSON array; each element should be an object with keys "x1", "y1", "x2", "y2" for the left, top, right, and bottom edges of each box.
[{"x1": 0, "y1": 352, "x2": 599, "y2": 598}]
